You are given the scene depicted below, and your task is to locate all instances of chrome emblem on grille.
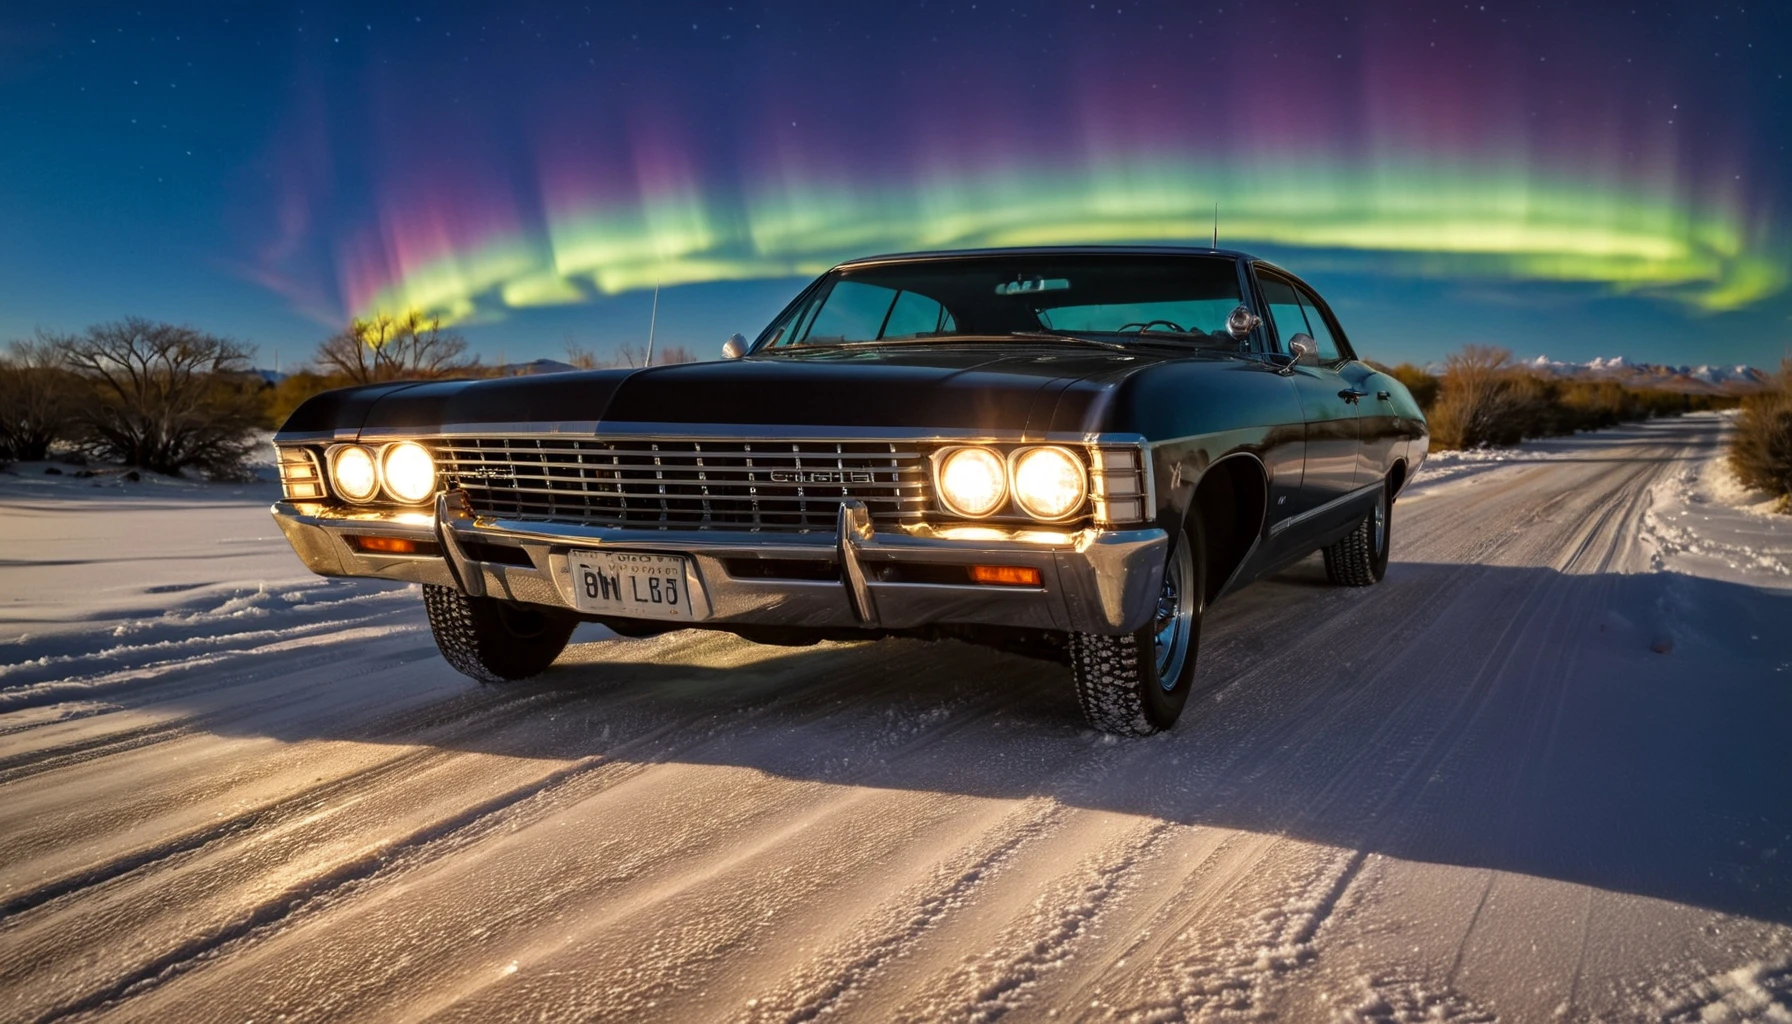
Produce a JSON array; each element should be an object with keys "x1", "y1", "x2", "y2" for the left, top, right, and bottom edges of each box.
[
  {"x1": 769, "y1": 470, "x2": 873, "y2": 484},
  {"x1": 461, "y1": 466, "x2": 516, "y2": 481}
]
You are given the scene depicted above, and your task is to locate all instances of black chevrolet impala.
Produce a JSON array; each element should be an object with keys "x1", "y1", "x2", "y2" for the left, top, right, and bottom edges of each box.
[{"x1": 271, "y1": 247, "x2": 1428, "y2": 734}]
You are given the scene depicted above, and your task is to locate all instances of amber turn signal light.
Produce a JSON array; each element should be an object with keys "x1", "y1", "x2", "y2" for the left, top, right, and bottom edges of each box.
[
  {"x1": 969, "y1": 564, "x2": 1041, "y2": 586},
  {"x1": 350, "y1": 535, "x2": 428, "y2": 555}
]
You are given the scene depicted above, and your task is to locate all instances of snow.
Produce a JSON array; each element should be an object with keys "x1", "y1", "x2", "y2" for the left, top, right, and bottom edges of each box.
[{"x1": 1, "y1": 414, "x2": 1789, "y2": 1020}]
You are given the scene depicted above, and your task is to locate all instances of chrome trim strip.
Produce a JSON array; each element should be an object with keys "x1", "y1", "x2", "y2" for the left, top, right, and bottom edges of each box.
[
  {"x1": 1267, "y1": 480, "x2": 1382, "y2": 538},
  {"x1": 357, "y1": 422, "x2": 1154, "y2": 445}
]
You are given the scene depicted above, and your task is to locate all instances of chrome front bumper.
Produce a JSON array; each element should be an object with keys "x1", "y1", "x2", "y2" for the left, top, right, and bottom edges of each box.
[{"x1": 271, "y1": 491, "x2": 1168, "y2": 635}]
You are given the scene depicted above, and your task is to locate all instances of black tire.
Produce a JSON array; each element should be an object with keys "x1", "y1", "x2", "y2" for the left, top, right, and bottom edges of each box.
[
  {"x1": 1068, "y1": 518, "x2": 1207, "y2": 736},
  {"x1": 422, "y1": 584, "x2": 577, "y2": 683},
  {"x1": 1323, "y1": 478, "x2": 1392, "y2": 586}
]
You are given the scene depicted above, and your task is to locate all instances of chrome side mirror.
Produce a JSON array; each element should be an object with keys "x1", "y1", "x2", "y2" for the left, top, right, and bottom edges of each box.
[
  {"x1": 721, "y1": 333, "x2": 748, "y2": 360},
  {"x1": 1225, "y1": 304, "x2": 1261, "y2": 340},
  {"x1": 1278, "y1": 333, "x2": 1318, "y2": 375}
]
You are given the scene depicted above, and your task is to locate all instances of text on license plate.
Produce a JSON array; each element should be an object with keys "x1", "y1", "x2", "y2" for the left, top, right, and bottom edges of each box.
[{"x1": 567, "y1": 549, "x2": 697, "y2": 620}]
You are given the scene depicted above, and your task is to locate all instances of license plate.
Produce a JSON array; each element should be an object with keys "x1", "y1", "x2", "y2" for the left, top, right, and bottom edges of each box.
[{"x1": 567, "y1": 549, "x2": 698, "y2": 621}]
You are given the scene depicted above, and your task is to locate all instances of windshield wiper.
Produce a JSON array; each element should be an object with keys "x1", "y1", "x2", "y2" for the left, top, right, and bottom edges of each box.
[{"x1": 1006, "y1": 331, "x2": 1133, "y2": 352}]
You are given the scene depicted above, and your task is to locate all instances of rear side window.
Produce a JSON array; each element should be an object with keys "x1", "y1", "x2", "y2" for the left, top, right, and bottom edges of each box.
[
  {"x1": 1258, "y1": 275, "x2": 1310, "y2": 355},
  {"x1": 881, "y1": 289, "x2": 956, "y2": 338},
  {"x1": 800, "y1": 281, "x2": 900, "y2": 343},
  {"x1": 1294, "y1": 287, "x2": 1343, "y2": 363},
  {"x1": 788, "y1": 280, "x2": 956, "y2": 344}
]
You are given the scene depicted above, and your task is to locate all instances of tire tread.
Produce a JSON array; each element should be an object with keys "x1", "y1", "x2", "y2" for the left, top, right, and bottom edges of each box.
[{"x1": 422, "y1": 584, "x2": 574, "y2": 683}]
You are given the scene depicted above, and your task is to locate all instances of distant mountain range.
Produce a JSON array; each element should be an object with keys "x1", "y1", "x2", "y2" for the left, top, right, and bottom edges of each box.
[{"x1": 1521, "y1": 356, "x2": 1772, "y2": 395}]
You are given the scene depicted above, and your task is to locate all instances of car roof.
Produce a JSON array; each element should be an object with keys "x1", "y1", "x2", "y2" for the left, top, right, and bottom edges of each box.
[{"x1": 833, "y1": 245, "x2": 1260, "y2": 269}]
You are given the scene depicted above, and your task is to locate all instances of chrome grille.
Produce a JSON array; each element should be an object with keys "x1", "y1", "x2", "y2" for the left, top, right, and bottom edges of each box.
[{"x1": 435, "y1": 438, "x2": 930, "y2": 532}]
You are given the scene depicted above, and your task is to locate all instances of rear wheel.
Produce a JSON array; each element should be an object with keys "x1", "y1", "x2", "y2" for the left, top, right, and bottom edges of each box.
[
  {"x1": 1068, "y1": 520, "x2": 1206, "y2": 736},
  {"x1": 1323, "y1": 478, "x2": 1392, "y2": 586},
  {"x1": 422, "y1": 584, "x2": 577, "y2": 683}
]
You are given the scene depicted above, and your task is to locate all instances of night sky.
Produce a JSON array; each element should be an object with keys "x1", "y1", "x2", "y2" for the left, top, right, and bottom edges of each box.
[{"x1": 2, "y1": 1, "x2": 1788, "y2": 369}]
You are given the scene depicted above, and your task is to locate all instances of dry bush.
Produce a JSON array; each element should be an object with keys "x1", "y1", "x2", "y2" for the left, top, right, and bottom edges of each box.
[
  {"x1": 46, "y1": 318, "x2": 263, "y2": 478},
  {"x1": 1730, "y1": 359, "x2": 1792, "y2": 508},
  {"x1": 1428, "y1": 345, "x2": 1520, "y2": 449},
  {"x1": 565, "y1": 341, "x2": 698, "y2": 368},
  {"x1": 1428, "y1": 344, "x2": 1738, "y2": 452},
  {"x1": 1384, "y1": 362, "x2": 1439, "y2": 411},
  {"x1": 0, "y1": 338, "x2": 82, "y2": 462},
  {"x1": 263, "y1": 370, "x2": 347, "y2": 429},
  {"x1": 317, "y1": 311, "x2": 474, "y2": 383}
]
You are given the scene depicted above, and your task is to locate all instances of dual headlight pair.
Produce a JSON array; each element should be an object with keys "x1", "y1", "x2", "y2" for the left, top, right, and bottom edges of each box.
[
  {"x1": 934, "y1": 445, "x2": 1086, "y2": 521},
  {"x1": 328, "y1": 441, "x2": 438, "y2": 505}
]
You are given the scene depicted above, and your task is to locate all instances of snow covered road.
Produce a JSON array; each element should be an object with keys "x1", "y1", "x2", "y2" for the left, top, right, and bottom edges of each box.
[{"x1": 2, "y1": 414, "x2": 1789, "y2": 1022}]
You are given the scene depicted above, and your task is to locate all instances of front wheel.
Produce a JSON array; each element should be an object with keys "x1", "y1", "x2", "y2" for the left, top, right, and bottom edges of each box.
[
  {"x1": 1322, "y1": 479, "x2": 1392, "y2": 587},
  {"x1": 422, "y1": 584, "x2": 577, "y2": 683},
  {"x1": 1068, "y1": 520, "x2": 1206, "y2": 736}
]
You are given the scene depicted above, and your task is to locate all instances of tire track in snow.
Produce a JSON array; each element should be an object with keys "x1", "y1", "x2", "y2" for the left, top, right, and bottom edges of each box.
[{"x1": 18, "y1": 641, "x2": 1028, "y2": 1021}]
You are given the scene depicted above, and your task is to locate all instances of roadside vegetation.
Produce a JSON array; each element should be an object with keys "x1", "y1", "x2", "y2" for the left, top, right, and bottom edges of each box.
[
  {"x1": 1728, "y1": 358, "x2": 1792, "y2": 510},
  {"x1": 1, "y1": 319, "x2": 263, "y2": 478},
  {"x1": 2, "y1": 312, "x2": 700, "y2": 479},
  {"x1": 1377, "y1": 346, "x2": 1736, "y2": 451}
]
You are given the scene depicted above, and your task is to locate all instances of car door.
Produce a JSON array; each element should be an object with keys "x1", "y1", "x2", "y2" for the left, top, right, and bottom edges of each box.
[
  {"x1": 1290, "y1": 283, "x2": 1396, "y2": 488},
  {"x1": 1256, "y1": 270, "x2": 1362, "y2": 526}
]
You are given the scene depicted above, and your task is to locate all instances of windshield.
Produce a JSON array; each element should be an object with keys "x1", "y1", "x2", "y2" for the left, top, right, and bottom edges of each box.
[{"x1": 758, "y1": 254, "x2": 1244, "y2": 350}]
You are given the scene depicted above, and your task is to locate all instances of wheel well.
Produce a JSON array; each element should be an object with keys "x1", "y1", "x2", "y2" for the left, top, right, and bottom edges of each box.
[
  {"x1": 1388, "y1": 459, "x2": 1408, "y2": 499},
  {"x1": 1191, "y1": 455, "x2": 1268, "y2": 603}
]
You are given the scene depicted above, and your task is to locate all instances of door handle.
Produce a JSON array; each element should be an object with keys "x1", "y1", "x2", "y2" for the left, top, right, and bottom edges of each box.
[
  {"x1": 1377, "y1": 390, "x2": 1391, "y2": 401},
  {"x1": 1338, "y1": 388, "x2": 1366, "y2": 405}
]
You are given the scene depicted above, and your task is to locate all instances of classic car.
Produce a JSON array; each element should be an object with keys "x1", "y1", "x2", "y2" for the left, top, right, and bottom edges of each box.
[{"x1": 270, "y1": 247, "x2": 1428, "y2": 735}]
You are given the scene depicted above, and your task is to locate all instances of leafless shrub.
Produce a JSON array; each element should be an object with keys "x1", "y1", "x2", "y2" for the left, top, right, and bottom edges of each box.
[
  {"x1": 1730, "y1": 358, "x2": 1792, "y2": 510},
  {"x1": 1377, "y1": 362, "x2": 1439, "y2": 411},
  {"x1": 564, "y1": 341, "x2": 697, "y2": 369},
  {"x1": 1429, "y1": 345, "x2": 1521, "y2": 449},
  {"x1": 0, "y1": 338, "x2": 81, "y2": 462},
  {"x1": 46, "y1": 318, "x2": 262, "y2": 478},
  {"x1": 316, "y1": 311, "x2": 475, "y2": 383}
]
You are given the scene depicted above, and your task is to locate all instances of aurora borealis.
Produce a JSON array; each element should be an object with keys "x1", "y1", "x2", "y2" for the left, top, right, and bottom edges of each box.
[{"x1": 2, "y1": 2, "x2": 1790, "y2": 365}]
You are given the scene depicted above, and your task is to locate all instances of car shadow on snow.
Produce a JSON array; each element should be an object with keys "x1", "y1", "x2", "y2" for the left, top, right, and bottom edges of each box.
[{"x1": 194, "y1": 559, "x2": 1792, "y2": 928}]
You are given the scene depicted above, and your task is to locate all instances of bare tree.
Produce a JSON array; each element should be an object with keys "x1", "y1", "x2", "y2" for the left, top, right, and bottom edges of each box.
[
  {"x1": 1429, "y1": 345, "x2": 1520, "y2": 449},
  {"x1": 564, "y1": 341, "x2": 601, "y2": 370},
  {"x1": 316, "y1": 311, "x2": 474, "y2": 383},
  {"x1": 564, "y1": 340, "x2": 698, "y2": 369},
  {"x1": 47, "y1": 317, "x2": 262, "y2": 478},
  {"x1": 0, "y1": 337, "x2": 80, "y2": 462}
]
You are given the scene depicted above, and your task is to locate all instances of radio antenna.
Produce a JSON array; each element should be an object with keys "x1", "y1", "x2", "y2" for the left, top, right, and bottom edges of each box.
[
  {"x1": 644, "y1": 277, "x2": 660, "y2": 367},
  {"x1": 1212, "y1": 203, "x2": 1219, "y2": 249}
]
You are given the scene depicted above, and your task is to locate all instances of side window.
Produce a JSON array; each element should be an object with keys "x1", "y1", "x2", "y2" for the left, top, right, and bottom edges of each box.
[
  {"x1": 799, "y1": 280, "x2": 900, "y2": 343},
  {"x1": 1295, "y1": 288, "x2": 1344, "y2": 363},
  {"x1": 797, "y1": 280, "x2": 956, "y2": 344},
  {"x1": 881, "y1": 289, "x2": 955, "y2": 339},
  {"x1": 1257, "y1": 274, "x2": 1310, "y2": 353}
]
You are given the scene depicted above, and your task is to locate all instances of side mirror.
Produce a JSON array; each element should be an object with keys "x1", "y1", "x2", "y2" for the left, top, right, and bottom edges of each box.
[
  {"x1": 721, "y1": 333, "x2": 748, "y2": 360},
  {"x1": 1278, "y1": 333, "x2": 1318, "y2": 375},
  {"x1": 1224, "y1": 304, "x2": 1262, "y2": 340}
]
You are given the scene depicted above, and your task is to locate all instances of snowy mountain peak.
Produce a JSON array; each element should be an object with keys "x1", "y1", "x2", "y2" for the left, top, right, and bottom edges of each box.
[{"x1": 1520, "y1": 355, "x2": 1769, "y2": 393}]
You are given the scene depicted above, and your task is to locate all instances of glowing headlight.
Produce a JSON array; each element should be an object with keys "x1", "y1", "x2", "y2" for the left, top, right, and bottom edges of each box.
[
  {"x1": 330, "y1": 445, "x2": 379, "y2": 502},
  {"x1": 937, "y1": 446, "x2": 1008, "y2": 518},
  {"x1": 381, "y1": 441, "x2": 437, "y2": 504},
  {"x1": 1012, "y1": 447, "x2": 1087, "y2": 521}
]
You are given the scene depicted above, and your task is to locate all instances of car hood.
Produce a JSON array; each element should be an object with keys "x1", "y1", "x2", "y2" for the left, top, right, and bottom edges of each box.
[{"x1": 281, "y1": 344, "x2": 1243, "y2": 439}]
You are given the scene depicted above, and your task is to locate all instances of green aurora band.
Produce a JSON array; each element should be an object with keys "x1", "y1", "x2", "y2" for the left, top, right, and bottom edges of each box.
[{"x1": 353, "y1": 156, "x2": 1785, "y2": 326}]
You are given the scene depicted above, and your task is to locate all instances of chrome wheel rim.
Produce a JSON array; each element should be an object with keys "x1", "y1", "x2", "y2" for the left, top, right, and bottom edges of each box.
[
  {"x1": 1373, "y1": 492, "x2": 1387, "y2": 555},
  {"x1": 1154, "y1": 541, "x2": 1196, "y2": 688}
]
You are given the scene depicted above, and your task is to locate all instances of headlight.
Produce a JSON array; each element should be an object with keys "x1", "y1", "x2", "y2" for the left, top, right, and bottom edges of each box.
[
  {"x1": 937, "y1": 446, "x2": 1008, "y2": 518},
  {"x1": 330, "y1": 445, "x2": 379, "y2": 502},
  {"x1": 1012, "y1": 447, "x2": 1086, "y2": 521},
  {"x1": 381, "y1": 441, "x2": 437, "y2": 504}
]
